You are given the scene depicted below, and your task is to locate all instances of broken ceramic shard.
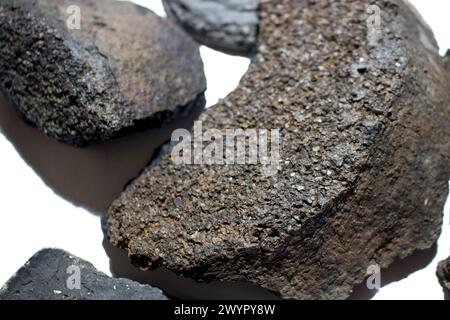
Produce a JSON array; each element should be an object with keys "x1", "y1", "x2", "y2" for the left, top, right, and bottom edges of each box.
[
  {"x1": 163, "y1": 0, "x2": 258, "y2": 56},
  {"x1": 108, "y1": 0, "x2": 450, "y2": 299},
  {"x1": 0, "y1": 249, "x2": 168, "y2": 300},
  {"x1": 0, "y1": 0, "x2": 206, "y2": 146},
  {"x1": 437, "y1": 256, "x2": 450, "y2": 294}
]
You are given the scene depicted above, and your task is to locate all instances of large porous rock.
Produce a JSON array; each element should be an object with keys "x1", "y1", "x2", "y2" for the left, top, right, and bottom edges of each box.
[
  {"x1": 0, "y1": 249, "x2": 168, "y2": 300},
  {"x1": 437, "y1": 256, "x2": 450, "y2": 294},
  {"x1": 163, "y1": 0, "x2": 258, "y2": 56},
  {"x1": 0, "y1": 0, "x2": 206, "y2": 146},
  {"x1": 107, "y1": 0, "x2": 450, "y2": 299}
]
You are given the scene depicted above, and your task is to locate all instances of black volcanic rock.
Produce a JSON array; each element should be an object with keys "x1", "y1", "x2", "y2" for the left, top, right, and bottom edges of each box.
[
  {"x1": 163, "y1": 0, "x2": 258, "y2": 56},
  {"x1": 108, "y1": 0, "x2": 450, "y2": 300},
  {"x1": 0, "y1": 249, "x2": 168, "y2": 300},
  {"x1": 444, "y1": 50, "x2": 450, "y2": 73},
  {"x1": 0, "y1": 0, "x2": 206, "y2": 146},
  {"x1": 437, "y1": 256, "x2": 450, "y2": 294}
]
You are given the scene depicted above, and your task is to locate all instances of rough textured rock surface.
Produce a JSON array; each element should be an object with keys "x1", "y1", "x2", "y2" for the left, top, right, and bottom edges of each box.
[
  {"x1": 437, "y1": 256, "x2": 450, "y2": 294},
  {"x1": 0, "y1": 0, "x2": 206, "y2": 146},
  {"x1": 163, "y1": 0, "x2": 258, "y2": 56},
  {"x1": 108, "y1": 0, "x2": 450, "y2": 299},
  {"x1": 0, "y1": 249, "x2": 168, "y2": 300},
  {"x1": 444, "y1": 50, "x2": 450, "y2": 73}
]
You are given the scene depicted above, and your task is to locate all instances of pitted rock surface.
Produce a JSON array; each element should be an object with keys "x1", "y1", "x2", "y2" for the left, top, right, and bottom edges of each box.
[
  {"x1": 108, "y1": 0, "x2": 450, "y2": 299},
  {"x1": 0, "y1": 0, "x2": 206, "y2": 146},
  {"x1": 437, "y1": 256, "x2": 450, "y2": 294},
  {"x1": 0, "y1": 249, "x2": 168, "y2": 300}
]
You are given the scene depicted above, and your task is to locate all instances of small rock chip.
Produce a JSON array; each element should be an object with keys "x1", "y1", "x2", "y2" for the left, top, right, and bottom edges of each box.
[
  {"x1": 163, "y1": 0, "x2": 258, "y2": 56},
  {"x1": 108, "y1": 0, "x2": 450, "y2": 300},
  {"x1": 437, "y1": 256, "x2": 450, "y2": 294},
  {"x1": 0, "y1": 249, "x2": 168, "y2": 300},
  {"x1": 0, "y1": 0, "x2": 206, "y2": 146}
]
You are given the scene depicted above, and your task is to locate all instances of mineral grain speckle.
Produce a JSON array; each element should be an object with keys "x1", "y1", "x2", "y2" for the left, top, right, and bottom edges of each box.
[
  {"x1": 108, "y1": 0, "x2": 450, "y2": 299},
  {"x1": 0, "y1": 249, "x2": 168, "y2": 300},
  {"x1": 0, "y1": 0, "x2": 206, "y2": 146}
]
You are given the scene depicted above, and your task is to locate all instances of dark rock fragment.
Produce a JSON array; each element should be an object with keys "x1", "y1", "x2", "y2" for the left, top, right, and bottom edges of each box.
[
  {"x1": 163, "y1": 0, "x2": 258, "y2": 56},
  {"x1": 437, "y1": 256, "x2": 450, "y2": 294},
  {"x1": 108, "y1": 0, "x2": 450, "y2": 299},
  {"x1": 0, "y1": 0, "x2": 206, "y2": 146},
  {"x1": 0, "y1": 249, "x2": 168, "y2": 300},
  {"x1": 444, "y1": 50, "x2": 450, "y2": 73}
]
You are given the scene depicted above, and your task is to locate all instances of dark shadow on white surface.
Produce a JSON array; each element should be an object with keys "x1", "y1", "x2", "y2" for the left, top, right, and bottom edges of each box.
[
  {"x1": 348, "y1": 245, "x2": 438, "y2": 300},
  {"x1": 102, "y1": 236, "x2": 280, "y2": 300},
  {"x1": 0, "y1": 94, "x2": 204, "y2": 215}
]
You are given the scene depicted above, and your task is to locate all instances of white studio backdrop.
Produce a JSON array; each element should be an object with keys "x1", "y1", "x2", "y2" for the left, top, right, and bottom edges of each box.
[{"x1": 0, "y1": 0, "x2": 449, "y2": 300}]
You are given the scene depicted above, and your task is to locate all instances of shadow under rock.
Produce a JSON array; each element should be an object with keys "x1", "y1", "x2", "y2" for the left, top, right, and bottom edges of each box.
[
  {"x1": 105, "y1": 233, "x2": 438, "y2": 300},
  {"x1": 102, "y1": 236, "x2": 280, "y2": 300},
  {"x1": 0, "y1": 94, "x2": 204, "y2": 215},
  {"x1": 348, "y1": 244, "x2": 438, "y2": 300}
]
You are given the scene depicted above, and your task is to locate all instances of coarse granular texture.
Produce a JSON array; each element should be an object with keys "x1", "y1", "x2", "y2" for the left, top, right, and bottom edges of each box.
[
  {"x1": 437, "y1": 256, "x2": 450, "y2": 294},
  {"x1": 108, "y1": 0, "x2": 450, "y2": 299},
  {"x1": 0, "y1": 0, "x2": 206, "y2": 146},
  {"x1": 163, "y1": 0, "x2": 258, "y2": 56},
  {"x1": 0, "y1": 249, "x2": 168, "y2": 300}
]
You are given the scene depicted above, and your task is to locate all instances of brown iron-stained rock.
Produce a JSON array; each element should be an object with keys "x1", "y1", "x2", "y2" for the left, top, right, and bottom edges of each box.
[
  {"x1": 0, "y1": 0, "x2": 206, "y2": 146},
  {"x1": 437, "y1": 256, "x2": 450, "y2": 294},
  {"x1": 108, "y1": 0, "x2": 450, "y2": 299},
  {"x1": 163, "y1": 0, "x2": 258, "y2": 56}
]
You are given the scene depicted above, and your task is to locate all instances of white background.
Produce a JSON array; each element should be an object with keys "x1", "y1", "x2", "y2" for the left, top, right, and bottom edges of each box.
[{"x1": 0, "y1": 0, "x2": 449, "y2": 300}]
